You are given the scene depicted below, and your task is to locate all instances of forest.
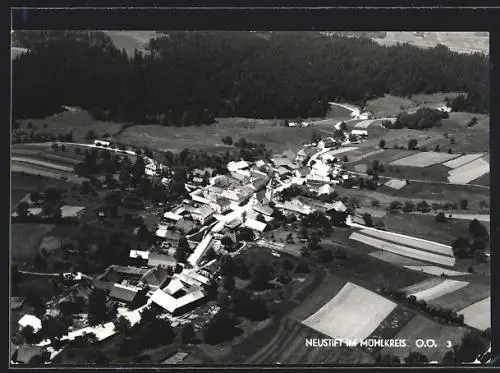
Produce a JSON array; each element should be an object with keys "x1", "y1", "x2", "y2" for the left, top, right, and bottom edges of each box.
[{"x1": 12, "y1": 31, "x2": 489, "y2": 124}]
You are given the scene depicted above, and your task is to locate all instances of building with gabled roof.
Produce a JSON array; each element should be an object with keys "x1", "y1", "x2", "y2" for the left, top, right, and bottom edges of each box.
[
  {"x1": 129, "y1": 250, "x2": 150, "y2": 260},
  {"x1": 227, "y1": 160, "x2": 250, "y2": 172},
  {"x1": 109, "y1": 283, "x2": 141, "y2": 303},
  {"x1": 253, "y1": 203, "x2": 274, "y2": 217},
  {"x1": 175, "y1": 219, "x2": 197, "y2": 234},
  {"x1": 225, "y1": 217, "x2": 242, "y2": 230},
  {"x1": 147, "y1": 253, "x2": 177, "y2": 268},
  {"x1": 211, "y1": 197, "x2": 232, "y2": 214},
  {"x1": 278, "y1": 200, "x2": 312, "y2": 216},
  {"x1": 244, "y1": 218, "x2": 267, "y2": 233},
  {"x1": 190, "y1": 205, "x2": 215, "y2": 225},
  {"x1": 187, "y1": 234, "x2": 213, "y2": 267},
  {"x1": 332, "y1": 200, "x2": 347, "y2": 212},
  {"x1": 140, "y1": 266, "x2": 170, "y2": 289},
  {"x1": 164, "y1": 278, "x2": 185, "y2": 296}
]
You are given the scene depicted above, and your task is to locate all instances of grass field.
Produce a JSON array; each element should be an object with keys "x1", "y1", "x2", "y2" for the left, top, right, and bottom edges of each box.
[
  {"x1": 428, "y1": 283, "x2": 491, "y2": 312},
  {"x1": 349, "y1": 232, "x2": 455, "y2": 267},
  {"x1": 381, "y1": 314, "x2": 468, "y2": 362},
  {"x1": 382, "y1": 213, "x2": 470, "y2": 246},
  {"x1": 246, "y1": 317, "x2": 375, "y2": 364},
  {"x1": 457, "y1": 297, "x2": 490, "y2": 331},
  {"x1": 389, "y1": 152, "x2": 459, "y2": 168},
  {"x1": 368, "y1": 305, "x2": 416, "y2": 343},
  {"x1": 447, "y1": 158, "x2": 490, "y2": 184},
  {"x1": 116, "y1": 118, "x2": 316, "y2": 153},
  {"x1": 302, "y1": 282, "x2": 397, "y2": 340},
  {"x1": 17, "y1": 109, "x2": 127, "y2": 142},
  {"x1": 407, "y1": 279, "x2": 469, "y2": 302},
  {"x1": 404, "y1": 266, "x2": 470, "y2": 277},
  {"x1": 369, "y1": 251, "x2": 424, "y2": 267},
  {"x1": 387, "y1": 182, "x2": 489, "y2": 210},
  {"x1": 11, "y1": 223, "x2": 55, "y2": 261}
]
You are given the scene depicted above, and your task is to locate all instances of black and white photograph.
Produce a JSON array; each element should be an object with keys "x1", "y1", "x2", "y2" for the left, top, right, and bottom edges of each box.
[{"x1": 10, "y1": 29, "x2": 491, "y2": 366}]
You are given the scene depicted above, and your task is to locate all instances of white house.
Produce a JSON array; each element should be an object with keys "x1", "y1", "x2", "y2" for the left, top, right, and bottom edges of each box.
[
  {"x1": 227, "y1": 160, "x2": 250, "y2": 172},
  {"x1": 94, "y1": 139, "x2": 110, "y2": 147},
  {"x1": 244, "y1": 218, "x2": 267, "y2": 234},
  {"x1": 318, "y1": 137, "x2": 337, "y2": 149},
  {"x1": 18, "y1": 314, "x2": 42, "y2": 333},
  {"x1": 350, "y1": 129, "x2": 368, "y2": 137}
]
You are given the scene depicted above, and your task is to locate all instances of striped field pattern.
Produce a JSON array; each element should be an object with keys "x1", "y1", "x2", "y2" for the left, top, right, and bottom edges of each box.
[
  {"x1": 389, "y1": 152, "x2": 459, "y2": 168},
  {"x1": 442, "y1": 153, "x2": 484, "y2": 169},
  {"x1": 406, "y1": 279, "x2": 469, "y2": 301},
  {"x1": 457, "y1": 297, "x2": 491, "y2": 331},
  {"x1": 447, "y1": 158, "x2": 489, "y2": 184}
]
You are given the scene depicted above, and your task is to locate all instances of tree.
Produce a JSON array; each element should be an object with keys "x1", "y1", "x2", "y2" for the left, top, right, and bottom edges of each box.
[
  {"x1": 114, "y1": 316, "x2": 131, "y2": 335},
  {"x1": 220, "y1": 255, "x2": 238, "y2": 277},
  {"x1": 51, "y1": 143, "x2": 59, "y2": 151},
  {"x1": 448, "y1": 148, "x2": 453, "y2": 154},
  {"x1": 85, "y1": 130, "x2": 96, "y2": 141},
  {"x1": 249, "y1": 264, "x2": 273, "y2": 290},
  {"x1": 460, "y1": 199, "x2": 468, "y2": 210},
  {"x1": 311, "y1": 131, "x2": 322, "y2": 144},
  {"x1": 378, "y1": 139, "x2": 386, "y2": 149},
  {"x1": 362, "y1": 213, "x2": 373, "y2": 227},
  {"x1": 87, "y1": 289, "x2": 110, "y2": 326},
  {"x1": 416, "y1": 200, "x2": 430, "y2": 213},
  {"x1": 237, "y1": 227, "x2": 255, "y2": 242},
  {"x1": 469, "y1": 219, "x2": 489, "y2": 240},
  {"x1": 221, "y1": 235, "x2": 234, "y2": 250},
  {"x1": 223, "y1": 276, "x2": 235, "y2": 292},
  {"x1": 41, "y1": 315, "x2": 69, "y2": 342},
  {"x1": 454, "y1": 332, "x2": 488, "y2": 363},
  {"x1": 408, "y1": 139, "x2": 418, "y2": 150},
  {"x1": 222, "y1": 136, "x2": 233, "y2": 145},
  {"x1": 450, "y1": 136, "x2": 456, "y2": 144},
  {"x1": 316, "y1": 248, "x2": 333, "y2": 263},
  {"x1": 405, "y1": 351, "x2": 429, "y2": 364},
  {"x1": 16, "y1": 201, "x2": 30, "y2": 218},
  {"x1": 451, "y1": 237, "x2": 470, "y2": 258},
  {"x1": 181, "y1": 323, "x2": 195, "y2": 344},
  {"x1": 20, "y1": 325, "x2": 38, "y2": 344},
  {"x1": 61, "y1": 144, "x2": 67, "y2": 152},
  {"x1": 467, "y1": 117, "x2": 478, "y2": 127},
  {"x1": 389, "y1": 201, "x2": 402, "y2": 211},
  {"x1": 175, "y1": 235, "x2": 191, "y2": 263},
  {"x1": 402, "y1": 201, "x2": 415, "y2": 213},
  {"x1": 436, "y1": 212, "x2": 447, "y2": 223}
]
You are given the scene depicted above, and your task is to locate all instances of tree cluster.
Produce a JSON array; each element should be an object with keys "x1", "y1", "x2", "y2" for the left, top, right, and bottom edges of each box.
[{"x1": 13, "y1": 31, "x2": 489, "y2": 124}]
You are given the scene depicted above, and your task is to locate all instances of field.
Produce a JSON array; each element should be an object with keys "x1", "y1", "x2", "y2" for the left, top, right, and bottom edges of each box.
[
  {"x1": 368, "y1": 306, "x2": 416, "y2": 344},
  {"x1": 343, "y1": 148, "x2": 384, "y2": 163},
  {"x1": 369, "y1": 251, "x2": 424, "y2": 267},
  {"x1": 381, "y1": 314, "x2": 468, "y2": 362},
  {"x1": 457, "y1": 297, "x2": 490, "y2": 331},
  {"x1": 349, "y1": 232, "x2": 455, "y2": 267},
  {"x1": 17, "y1": 109, "x2": 127, "y2": 142},
  {"x1": 384, "y1": 179, "x2": 407, "y2": 190},
  {"x1": 404, "y1": 266, "x2": 470, "y2": 277},
  {"x1": 389, "y1": 152, "x2": 459, "y2": 168},
  {"x1": 405, "y1": 279, "x2": 469, "y2": 302},
  {"x1": 11, "y1": 223, "x2": 55, "y2": 261},
  {"x1": 245, "y1": 318, "x2": 375, "y2": 364},
  {"x1": 427, "y1": 283, "x2": 491, "y2": 312},
  {"x1": 302, "y1": 282, "x2": 397, "y2": 340},
  {"x1": 11, "y1": 156, "x2": 75, "y2": 172},
  {"x1": 382, "y1": 213, "x2": 472, "y2": 246},
  {"x1": 371, "y1": 32, "x2": 489, "y2": 55},
  {"x1": 443, "y1": 153, "x2": 485, "y2": 169},
  {"x1": 359, "y1": 227, "x2": 453, "y2": 256},
  {"x1": 385, "y1": 183, "x2": 490, "y2": 211},
  {"x1": 402, "y1": 278, "x2": 446, "y2": 294},
  {"x1": 447, "y1": 158, "x2": 490, "y2": 184},
  {"x1": 116, "y1": 118, "x2": 317, "y2": 153}
]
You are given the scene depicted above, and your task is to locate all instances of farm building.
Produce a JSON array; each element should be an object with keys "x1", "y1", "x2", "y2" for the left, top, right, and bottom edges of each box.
[
  {"x1": 332, "y1": 200, "x2": 347, "y2": 212},
  {"x1": 318, "y1": 184, "x2": 334, "y2": 195},
  {"x1": 225, "y1": 217, "x2": 243, "y2": 230},
  {"x1": 188, "y1": 234, "x2": 213, "y2": 267},
  {"x1": 157, "y1": 229, "x2": 182, "y2": 247},
  {"x1": 109, "y1": 283, "x2": 141, "y2": 304},
  {"x1": 350, "y1": 129, "x2": 368, "y2": 138},
  {"x1": 164, "y1": 278, "x2": 185, "y2": 296},
  {"x1": 253, "y1": 203, "x2": 274, "y2": 217},
  {"x1": 94, "y1": 139, "x2": 110, "y2": 147},
  {"x1": 244, "y1": 218, "x2": 268, "y2": 234},
  {"x1": 140, "y1": 266, "x2": 170, "y2": 289},
  {"x1": 270, "y1": 157, "x2": 298, "y2": 170},
  {"x1": 231, "y1": 170, "x2": 251, "y2": 183},
  {"x1": 148, "y1": 253, "x2": 177, "y2": 268},
  {"x1": 222, "y1": 186, "x2": 254, "y2": 204},
  {"x1": 129, "y1": 250, "x2": 150, "y2": 260},
  {"x1": 18, "y1": 314, "x2": 42, "y2": 333},
  {"x1": 318, "y1": 137, "x2": 338, "y2": 149},
  {"x1": 210, "y1": 197, "x2": 232, "y2": 214},
  {"x1": 190, "y1": 206, "x2": 215, "y2": 225},
  {"x1": 203, "y1": 186, "x2": 224, "y2": 201},
  {"x1": 227, "y1": 160, "x2": 250, "y2": 172},
  {"x1": 251, "y1": 177, "x2": 269, "y2": 192},
  {"x1": 151, "y1": 287, "x2": 206, "y2": 316},
  {"x1": 278, "y1": 200, "x2": 312, "y2": 215}
]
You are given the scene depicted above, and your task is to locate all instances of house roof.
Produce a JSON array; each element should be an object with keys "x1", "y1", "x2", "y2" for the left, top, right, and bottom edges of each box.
[
  {"x1": 129, "y1": 250, "x2": 150, "y2": 260},
  {"x1": 192, "y1": 177, "x2": 204, "y2": 183},
  {"x1": 18, "y1": 314, "x2": 42, "y2": 333},
  {"x1": 151, "y1": 289, "x2": 177, "y2": 313},
  {"x1": 227, "y1": 160, "x2": 250, "y2": 172},
  {"x1": 164, "y1": 230, "x2": 182, "y2": 241},
  {"x1": 109, "y1": 283, "x2": 140, "y2": 303},
  {"x1": 332, "y1": 201, "x2": 347, "y2": 212},
  {"x1": 253, "y1": 203, "x2": 274, "y2": 216},
  {"x1": 15, "y1": 345, "x2": 45, "y2": 364},
  {"x1": 244, "y1": 218, "x2": 267, "y2": 232},
  {"x1": 164, "y1": 278, "x2": 185, "y2": 296},
  {"x1": 251, "y1": 177, "x2": 268, "y2": 191},
  {"x1": 275, "y1": 166, "x2": 290, "y2": 175},
  {"x1": 280, "y1": 200, "x2": 311, "y2": 215},
  {"x1": 318, "y1": 184, "x2": 334, "y2": 195},
  {"x1": 163, "y1": 211, "x2": 183, "y2": 221},
  {"x1": 148, "y1": 253, "x2": 177, "y2": 268},
  {"x1": 140, "y1": 266, "x2": 170, "y2": 288},
  {"x1": 206, "y1": 186, "x2": 224, "y2": 195},
  {"x1": 188, "y1": 234, "x2": 213, "y2": 267},
  {"x1": 216, "y1": 197, "x2": 231, "y2": 208},
  {"x1": 191, "y1": 194, "x2": 210, "y2": 204},
  {"x1": 192, "y1": 205, "x2": 214, "y2": 220},
  {"x1": 254, "y1": 160, "x2": 266, "y2": 167},
  {"x1": 225, "y1": 217, "x2": 242, "y2": 229},
  {"x1": 271, "y1": 157, "x2": 294, "y2": 168}
]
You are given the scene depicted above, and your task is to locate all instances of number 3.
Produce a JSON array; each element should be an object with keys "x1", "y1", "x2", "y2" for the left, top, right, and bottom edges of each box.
[{"x1": 447, "y1": 341, "x2": 452, "y2": 348}]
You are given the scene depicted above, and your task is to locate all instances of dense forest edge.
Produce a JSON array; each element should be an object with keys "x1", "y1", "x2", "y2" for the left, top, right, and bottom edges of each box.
[{"x1": 12, "y1": 31, "x2": 489, "y2": 125}]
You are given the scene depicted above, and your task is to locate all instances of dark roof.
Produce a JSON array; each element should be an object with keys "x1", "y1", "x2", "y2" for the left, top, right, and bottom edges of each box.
[
  {"x1": 93, "y1": 279, "x2": 114, "y2": 291},
  {"x1": 216, "y1": 197, "x2": 232, "y2": 207},
  {"x1": 148, "y1": 253, "x2": 177, "y2": 268},
  {"x1": 109, "y1": 284, "x2": 139, "y2": 303},
  {"x1": 15, "y1": 345, "x2": 45, "y2": 364},
  {"x1": 140, "y1": 266, "x2": 170, "y2": 287}
]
